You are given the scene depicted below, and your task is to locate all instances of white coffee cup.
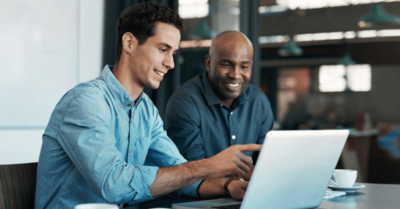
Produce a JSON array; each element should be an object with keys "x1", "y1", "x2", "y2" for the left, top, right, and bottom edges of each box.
[
  {"x1": 330, "y1": 169, "x2": 357, "y2": 187},
  {"x1": 74, "y1": 203, "x2": 118, "y2": 209}
]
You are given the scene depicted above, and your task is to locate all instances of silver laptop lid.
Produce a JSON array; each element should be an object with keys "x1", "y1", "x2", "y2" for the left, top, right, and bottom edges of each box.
[{"x1": 241, "y1": 130, "x2": 348, "y2": 209}]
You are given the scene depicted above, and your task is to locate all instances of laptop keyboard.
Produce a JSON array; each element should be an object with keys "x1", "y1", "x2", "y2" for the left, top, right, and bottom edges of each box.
[{"x1": 211, "y1": 204, "x2": 242, "y2": 209}]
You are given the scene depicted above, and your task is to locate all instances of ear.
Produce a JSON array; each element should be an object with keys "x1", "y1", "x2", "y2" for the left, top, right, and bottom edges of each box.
[
  {"x1": 122, "y1": 32, "x2": 138, "y2": 54},
  {"x1": 205, "y1": 55, "x2": 211, "y2": 72}
]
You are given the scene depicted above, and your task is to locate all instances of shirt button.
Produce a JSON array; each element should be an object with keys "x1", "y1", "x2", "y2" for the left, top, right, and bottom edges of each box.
[
  {"x1": 120, "y1": 105, "x2": 123, "y2": 108},
  {"x1": 128, "y1": 103, "x2": 132, "y2": 106},
  {"x1": 129, "y1": 149, "x2": 132, "y2": 153},
  {"x1": 130, "y1": 120, "x2": 132, "y2": 123},
  {"x1": 232, "y1": 135, "x2": 236, "y2": 140}
]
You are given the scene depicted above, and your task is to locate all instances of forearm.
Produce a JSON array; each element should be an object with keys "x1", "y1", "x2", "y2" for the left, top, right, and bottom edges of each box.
[
  {"x1": 150, "y1": 159, "x2": 209, "y2": 197},
  {"x1": 149, "y1": 144, "x2": 261, "y2": 198},
  {"x1": 197, "y1": 178, "x2": 227, "y2": 198}
]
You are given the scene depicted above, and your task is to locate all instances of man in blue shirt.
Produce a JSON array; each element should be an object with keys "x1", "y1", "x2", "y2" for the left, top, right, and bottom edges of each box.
[
  {"x1": 165, "y1": 31, "x2": 274, "y2": 180},
  {"x1": 35, "y1": 3, "x2": 261, "y2": 209}
]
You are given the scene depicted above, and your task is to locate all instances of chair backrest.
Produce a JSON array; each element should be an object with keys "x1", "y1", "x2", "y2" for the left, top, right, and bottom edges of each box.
[{"x1": 0, "y1": 163, "x2": 38, "y2": 209}]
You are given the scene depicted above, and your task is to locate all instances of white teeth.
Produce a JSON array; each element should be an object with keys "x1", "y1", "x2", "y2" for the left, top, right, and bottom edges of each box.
[
  {"x1": 228, "y1": 83, "x2": 239, "y2": 87},
  {"x1": 154, "y1": 70, "x2": 164, "y2": 77}
]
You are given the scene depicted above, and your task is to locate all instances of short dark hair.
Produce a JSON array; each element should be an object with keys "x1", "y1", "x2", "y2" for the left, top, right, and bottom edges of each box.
[{"x1": 115, "y1": 2, "x2": 185, "y2": 63}]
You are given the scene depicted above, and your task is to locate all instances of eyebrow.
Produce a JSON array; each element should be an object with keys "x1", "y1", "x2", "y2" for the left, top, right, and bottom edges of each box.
[
  {"x1": 220, "y1": 59, "x2": 234, "y2": 64},
  {"x1": 159, "y1": 42, "x2": 178, "y2": 53},
  {"x1": 241, "y1": 61, "x2": 252, "y2": 64},
  {"x1": 220, "y1": 59, "x2": 252, "y2": 64}
]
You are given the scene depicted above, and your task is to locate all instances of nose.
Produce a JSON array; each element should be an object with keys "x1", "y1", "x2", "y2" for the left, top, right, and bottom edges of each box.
[
  {"x1": 228, "y1": 65, "x2": 241, "y2": 79},
  {"x1": 163, "y1": 53, "x2": 175, "y2": 70}
]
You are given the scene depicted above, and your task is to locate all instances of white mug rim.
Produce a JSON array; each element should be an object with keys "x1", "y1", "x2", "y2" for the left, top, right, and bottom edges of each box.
[{"x1": 75, "y1": 203, "x2": 118, "y2": 209}]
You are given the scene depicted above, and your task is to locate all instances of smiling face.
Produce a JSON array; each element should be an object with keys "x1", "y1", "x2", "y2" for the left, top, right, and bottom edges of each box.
[
  {"x1": 206, "y1": 31, "x2": 253, "y2": 107},
  {"x1": 127, "y1": 22, "x2": 180, "y2": 89}
]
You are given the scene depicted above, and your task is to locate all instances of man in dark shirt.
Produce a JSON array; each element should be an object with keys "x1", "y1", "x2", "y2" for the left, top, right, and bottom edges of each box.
[{"x1": 165, "y1": 31, "x2": 274, "y2": 179}]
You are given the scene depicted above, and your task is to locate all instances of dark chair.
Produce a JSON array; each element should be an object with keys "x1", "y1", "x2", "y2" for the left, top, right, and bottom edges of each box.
[{"x1": 0, "y1": 163, "x2": 38, "y2": 209}]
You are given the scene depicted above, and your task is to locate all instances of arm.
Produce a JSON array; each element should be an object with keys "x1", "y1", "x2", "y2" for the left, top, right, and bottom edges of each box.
[
  {"x1": 149, "y1": 105, "x2": 257, "y2": 199},
  {"x1": 149, "y1": 144, "x2": 261, "y2": 198},
  {"x1": 198, "y1": 178, "x2": 248, "y2": 200},
  {"x1": 58, "y1": 91, "x2": 158, "y2": 204}
]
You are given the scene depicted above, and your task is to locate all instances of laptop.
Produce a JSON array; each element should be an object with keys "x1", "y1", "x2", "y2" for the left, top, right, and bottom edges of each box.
[{"x1": 172, "y1": 130, "x2": 349, "y2": 209}]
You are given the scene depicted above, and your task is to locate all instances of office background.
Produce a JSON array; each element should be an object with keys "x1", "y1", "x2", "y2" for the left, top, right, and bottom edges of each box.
[{"x1": 1, "y1": 0, "x2": 400, "y2": 184}]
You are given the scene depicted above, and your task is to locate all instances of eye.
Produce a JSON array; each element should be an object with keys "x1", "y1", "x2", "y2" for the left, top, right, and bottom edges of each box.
[
  {"x1": 160, "y1": 48, "x2": 167, "y2": 53},
  {"x1": 221, "y1": 63, "x2": 230, "y2": 67}
]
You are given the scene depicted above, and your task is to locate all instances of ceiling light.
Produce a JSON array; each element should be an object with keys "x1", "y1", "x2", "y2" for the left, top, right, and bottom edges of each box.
[
  {"x1": 278, "y1": 37, "x2": 303, "y2": 57},
  {"x1": 339, "y1": 53, "x2": 356, "y2": 66},
  {"x1": 191, "y1": 19, "x2": 213, "y2": 39},
  {"x1": 359, "y1": 3, "x2": 400, "y2": 28}
]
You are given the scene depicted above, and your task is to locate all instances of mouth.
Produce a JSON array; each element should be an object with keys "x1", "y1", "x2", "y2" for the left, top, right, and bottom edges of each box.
[
  {"x1": 227, "y1": 83, "x2": 239, "y2": 87},
  {"x1": 154, "y1": 69, "x2": 165, "y2": 78},
  {"x1": 224, "y1": 82, "x2": 241, "y2": 91}
]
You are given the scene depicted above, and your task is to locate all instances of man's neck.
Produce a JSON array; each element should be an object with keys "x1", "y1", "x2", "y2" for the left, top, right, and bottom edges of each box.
[{"x1": 112, "y1": 63, "x2": 143, "y2": 101}]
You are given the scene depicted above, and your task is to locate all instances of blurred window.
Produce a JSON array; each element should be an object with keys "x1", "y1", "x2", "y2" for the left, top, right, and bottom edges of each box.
[
  {"x1": 270, "y1": 0, "x2": 400, "y2": 10},
  {"x1": 347, "y1": 64, "x2": 372, "y2": 92},
  {"x1": 319, "y1": 64, "x2": 371, "y2": 92},
  {"x1": 179, "y1": 0, "x2": 209, "y2": 19},
  {"x1": 260, "y1": 29, "x2": 400, "y2": 44},
  {"x1": 259, "y1": 35, "x2": 288, "y2": 44}
]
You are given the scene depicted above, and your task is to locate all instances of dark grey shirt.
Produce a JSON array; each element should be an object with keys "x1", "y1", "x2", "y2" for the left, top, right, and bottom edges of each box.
[{"x1": 165, "y1": 73, "x2": 274, "y2": 161}]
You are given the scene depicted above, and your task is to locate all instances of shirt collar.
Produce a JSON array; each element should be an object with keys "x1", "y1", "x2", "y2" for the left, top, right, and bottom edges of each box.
[
  {"x1": 101, "y1": 65, "x2": 138, "y2": 106},
  {"x1": 201, "y1": 72, "x2": 249, "y2": 107},
  {"x1": 201, "y1": 72, "x2": 221, "y2": 106}
]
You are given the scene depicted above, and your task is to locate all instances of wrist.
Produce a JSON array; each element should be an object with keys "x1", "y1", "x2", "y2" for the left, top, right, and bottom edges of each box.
[
  {"x1": 185, "y1": 159, "x2": 211, "y2": 180},
  {"x1": 224, "y1": 178, "x2": 238, "y2": 195}
]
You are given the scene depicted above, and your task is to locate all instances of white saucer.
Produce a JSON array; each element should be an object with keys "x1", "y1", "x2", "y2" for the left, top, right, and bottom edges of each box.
[{"x1": 328, "y1": 183, "x2": 365, "y2": 193}]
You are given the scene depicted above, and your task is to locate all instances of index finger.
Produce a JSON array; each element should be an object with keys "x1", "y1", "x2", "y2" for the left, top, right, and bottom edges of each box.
[{"x1": 236, "y1": 144, "x2": 262, "y2": 153}]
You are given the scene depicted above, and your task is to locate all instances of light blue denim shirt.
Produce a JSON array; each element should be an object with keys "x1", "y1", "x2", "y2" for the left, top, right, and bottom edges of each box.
[{"x1": 35, "y1": 65, "x2": 200, "y2": 209}]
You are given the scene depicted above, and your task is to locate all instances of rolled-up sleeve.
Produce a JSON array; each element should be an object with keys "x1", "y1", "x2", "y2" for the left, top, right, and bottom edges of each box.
[
  {"x1": 57, "y1": 90, "x2": 158, "y2": 204},
  {"x1": 165, "y1": 95, "x2": 205, "y2": 161},
  {"x1": 147, "y1": 104, "x2": 202, "y2": 197}
]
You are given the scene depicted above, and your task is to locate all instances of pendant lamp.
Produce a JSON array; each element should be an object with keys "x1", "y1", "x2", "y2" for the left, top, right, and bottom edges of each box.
[
  {"x1": 359, "y1": 3, "x2": 400, "y2": 28},
  {"x1": 339, "y1": 53, "x2": 356, "y2": 66},
  {"x1": 278, "y1": 37, "x2": 303, "y2": 57},
  {"x1": 191, "y1": 19, "x2": 213, "y2": 39}
]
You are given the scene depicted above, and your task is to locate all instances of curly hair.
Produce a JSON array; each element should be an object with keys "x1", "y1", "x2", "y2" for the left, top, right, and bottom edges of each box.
[{"x1": 115, "y1": 2, "x2": 185, "y2": 63}]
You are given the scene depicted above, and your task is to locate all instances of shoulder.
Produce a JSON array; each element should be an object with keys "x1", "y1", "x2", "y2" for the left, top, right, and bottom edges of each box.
[
  {"x1": 172, "y1": 75, "x2": 203, "y2": 99},
  {"x1": 244, "y1": 84, "x2": 274, "y2": 122},
  {"x1": 72, "y1": 79, "x2": 109, "y2": 102},
  {"x1": 57, "y1": 79, "x2": 111, "y2": 114},
  {"x1": 245, "y1": 84, "x2": 271, "y2": 105},
  {"x1": 168, "y1": 75, "x2": 204, "y2": 107},
  {"x1": 166, "y1": 76, "x2": 204, "y2": 120}
]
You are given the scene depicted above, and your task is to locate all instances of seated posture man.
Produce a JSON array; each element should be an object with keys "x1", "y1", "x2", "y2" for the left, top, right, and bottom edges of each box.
[
  {"x1": 35, "y1": 3, "x2": 260, "y2": 208},
  {"x1": 165, "y1": 31, "x2": 274, "y2": 179}
]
